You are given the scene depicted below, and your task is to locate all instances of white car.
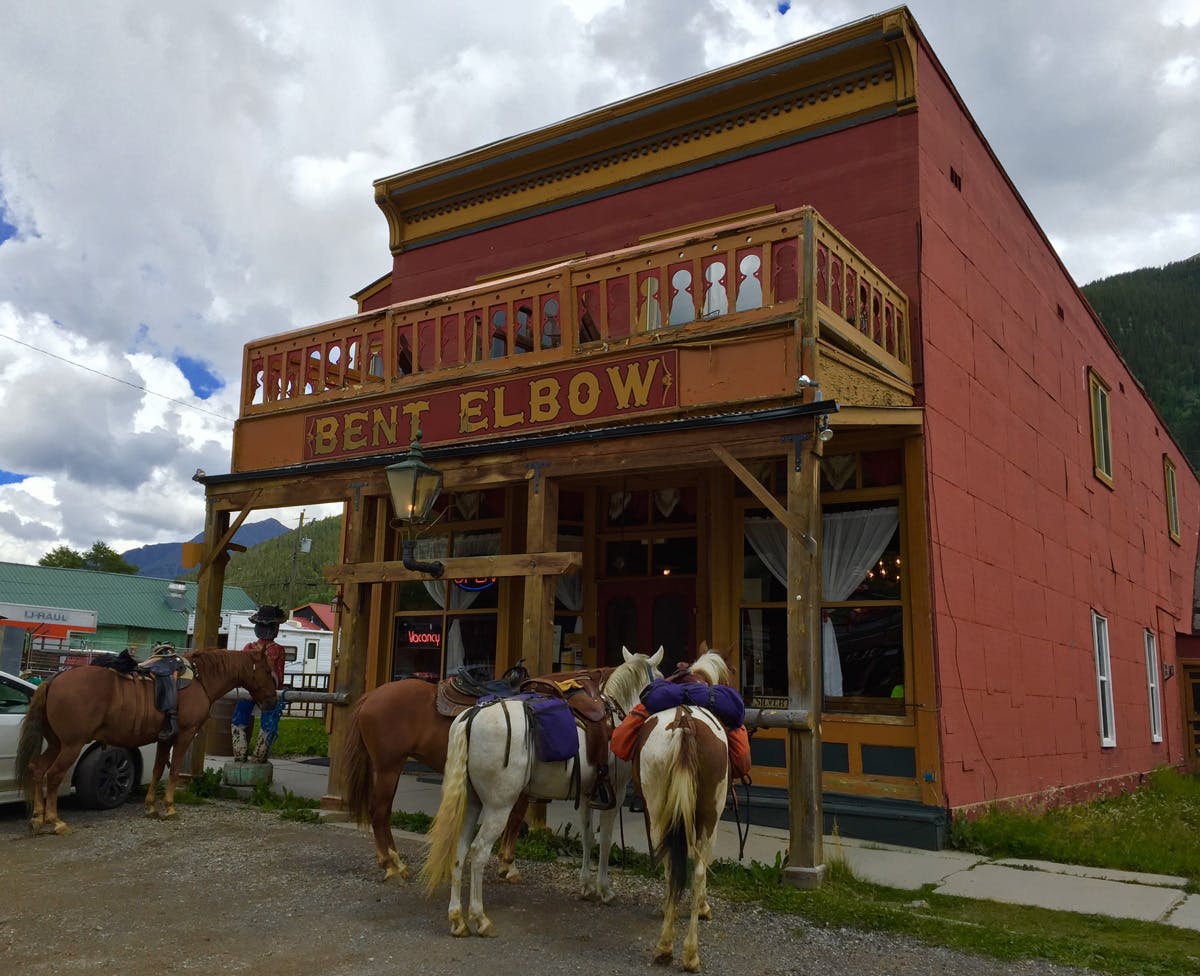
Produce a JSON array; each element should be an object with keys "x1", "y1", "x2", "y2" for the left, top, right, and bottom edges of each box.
[{"x1": 0, "y1": 670, "x2": 157, "y2": 808}]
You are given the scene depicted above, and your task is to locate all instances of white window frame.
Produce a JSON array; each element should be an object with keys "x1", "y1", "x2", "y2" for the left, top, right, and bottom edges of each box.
[
  {"x1": 306, "y1": 640, "x2": 318, "y2": 661},
  {"x1": 1092, "y1": 611, "x2": 1116, "y2": 748},
  {"x1": 1144, "y1": 629, "x2": 1163, "y2": 743}
]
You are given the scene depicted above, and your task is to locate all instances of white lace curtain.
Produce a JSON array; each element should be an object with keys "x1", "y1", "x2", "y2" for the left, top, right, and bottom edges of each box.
[
  {"x1": 820, "y1": 506, "x2": 899, "y2": 696},
  {"x1": 414, "y1": 532, "x2": 501, "y2": 674},
  {"x1": 743, "y1": 505, "x2": 898, "y2": 698}
]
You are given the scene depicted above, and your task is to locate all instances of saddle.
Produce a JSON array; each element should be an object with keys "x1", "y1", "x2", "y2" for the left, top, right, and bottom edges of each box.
[
  {"x1": 519, "y1": 668, "x2": 616, "y2": 810},
  {"x1": 435, "y1": 660, "x2": 529, "y2": 718},
  {"x1": 138, "y1": 647, "x2": 193, "y2": 742}
]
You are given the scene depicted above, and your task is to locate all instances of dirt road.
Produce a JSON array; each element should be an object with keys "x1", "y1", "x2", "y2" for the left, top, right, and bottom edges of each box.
[{"x1": 1, "y1": 799, "x2": 1090, "y2": 975}]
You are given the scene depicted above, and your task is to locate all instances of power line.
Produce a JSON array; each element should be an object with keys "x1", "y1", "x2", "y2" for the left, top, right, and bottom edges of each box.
[{"x1": 0, "y1": 332, "x2": 236, "y2": 422}]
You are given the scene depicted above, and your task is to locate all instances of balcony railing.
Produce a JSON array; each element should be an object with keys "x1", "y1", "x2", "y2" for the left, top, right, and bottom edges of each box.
[{"x1": 241, "y1": 207, "x2": 910, "y2": 417}]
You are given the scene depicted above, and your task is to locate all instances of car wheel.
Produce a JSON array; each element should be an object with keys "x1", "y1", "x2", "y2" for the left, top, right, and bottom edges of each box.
[{"x1": 73, "y1": 745, "x2": 137, "y2": 809}]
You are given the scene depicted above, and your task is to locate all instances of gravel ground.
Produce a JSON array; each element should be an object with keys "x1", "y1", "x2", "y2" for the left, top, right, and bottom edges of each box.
[{"x1": 1, "y1": 799, "x2": 1096, "y2": 976}]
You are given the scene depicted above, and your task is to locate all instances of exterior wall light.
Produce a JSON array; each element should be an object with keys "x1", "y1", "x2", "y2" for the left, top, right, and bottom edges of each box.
[{"x1": 384, "y1": 432, "x2": 446, "y2": 577}]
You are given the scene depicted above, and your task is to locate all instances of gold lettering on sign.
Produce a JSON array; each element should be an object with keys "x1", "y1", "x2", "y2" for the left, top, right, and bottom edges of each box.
[
  {"x1": 607, "y1": 359, "x2": 659, "y2": 408},
  {"x1": 372, "y1": 405, "x2": 397, "y2": 446},
  {"x1": 402, "y1": 401, "x2": 430, "y2": 440},
  {"x1": 493, "y1": 387, "x2": 523, "y2": 429},
  {"x1": 344, "y1": 411, "x2": 369, "y2": 452},
  {"x1": 460, "y1": 391, "x2": 488, "y2": 434},
  {"x1": 528, "y1": 377, "x2": 561, "y2": 424},
  {"x1": 312, "y1": 417, "x2": 338, "y2": 456},
  {"x1": 567, "y1": 372, "x2": 600, "y2": 415}
]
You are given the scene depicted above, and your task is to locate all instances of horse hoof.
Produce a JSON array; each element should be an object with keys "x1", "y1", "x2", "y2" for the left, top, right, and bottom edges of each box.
[
  {"x1": 52, "y1": 821, "x2": 71, "y2": 836},
  {"x1": 652, "y1": 949, "x2": 674, "y2": 966},
  {"x1": 683, "y1": 956, "x2": 701, "y2": 973},
  {"x1": 383, "y1": 865, "x2": 409, "y2": 883},
  {"x1": 699, "y1": 904, "x2": 713, "y2": 921},
  {"x1": 474, "y1": 918, "x2": 496, "y2": 938},
  {"x1": 599, "y1": 888, "x2": 616, "y2": 905},
  {"x1": 162, "y1": 807, "x2": 177, "y2": 819},
  {"x1": 450, "y1": 921, "x2": 470, "y2": 938},
  {"x1": 500, "y1": 868, "x2": 522, "y2": 885}
]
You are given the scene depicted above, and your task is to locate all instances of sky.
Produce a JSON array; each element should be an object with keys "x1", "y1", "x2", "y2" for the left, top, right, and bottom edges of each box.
[{"x1": 0, "y1": 0, "x2": 1197, "y2": 568}]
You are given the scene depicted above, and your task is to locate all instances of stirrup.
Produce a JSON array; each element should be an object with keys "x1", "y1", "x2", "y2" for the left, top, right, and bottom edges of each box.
[{"x1": 589, "y1": 779, "x2": 617, "y2": 811}]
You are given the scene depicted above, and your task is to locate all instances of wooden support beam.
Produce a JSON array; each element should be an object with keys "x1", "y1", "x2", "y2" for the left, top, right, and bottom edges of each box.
[
  {"x1": 710, "y1": 443, "x2": 814, "y2": 549},
  {"x1": 188, "y1": 505, "x2": 231, "y2": 778},
  {"x1": 324, "y1": 551, "x2": 582, "y2": 586},
  {"x1": 783, "y1": 420, "x2": 825, "y2": 890},
  {"x1": 522, "y1": 473, "x2": 560, "y2": 678},
  {"x1": 195, "y1": 493, "x2": 261, "y2": 575}
]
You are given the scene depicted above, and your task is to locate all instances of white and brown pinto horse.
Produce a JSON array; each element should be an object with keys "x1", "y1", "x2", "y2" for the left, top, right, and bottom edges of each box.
[
  {"x1": 633, "y1": 647, "x2": 734, "y2": 972},
  {"x1": 421, "y1": 647, "x2": 663, "y2": 937}
]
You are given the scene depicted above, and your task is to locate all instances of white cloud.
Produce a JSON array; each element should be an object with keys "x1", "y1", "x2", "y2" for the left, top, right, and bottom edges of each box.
[{"x1": 0, "y1": 0, "x2": 1195, "y2": 565}]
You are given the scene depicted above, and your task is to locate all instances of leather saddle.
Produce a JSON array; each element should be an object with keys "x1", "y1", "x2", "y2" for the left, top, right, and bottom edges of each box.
[{"x1": 435, "y1": 660, "x2": 528, "y2": 717}]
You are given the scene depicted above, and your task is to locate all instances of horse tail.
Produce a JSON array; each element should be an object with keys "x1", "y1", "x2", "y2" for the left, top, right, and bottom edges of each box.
[
  {"x1": 421, "y1": 711, "x2": 471, "y2": 893},
  {"x1": 17, "y1": 680, "x2": 52, "y2": 802},
  {"x1": 340, "y1": 699, "x2": 373, "y2": 827},
  {"x1": 653, "y1": 711, "x2": 699, "y2": 905}
]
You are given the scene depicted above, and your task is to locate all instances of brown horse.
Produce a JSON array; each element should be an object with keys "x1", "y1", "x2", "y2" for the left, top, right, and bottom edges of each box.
[
  {"x1": 18, "y1": 646, "x2": 280, "y2": 833},
  {"x1": 340, "y1": 678, "x2": 531, "y2": 883}
]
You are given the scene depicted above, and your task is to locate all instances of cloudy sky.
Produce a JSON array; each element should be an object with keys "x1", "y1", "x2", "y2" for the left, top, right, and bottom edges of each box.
[{"x1": 0, "y1": 0, "x2": 1197, "y2": 568}]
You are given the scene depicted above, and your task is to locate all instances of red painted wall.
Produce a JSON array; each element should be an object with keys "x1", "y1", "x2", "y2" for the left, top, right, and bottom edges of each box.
[
  {"x1": 378, "y1": 117, "x2": 922, "y2": 328},
  {"x1": 914, "y1": 46, "x2": 1200, "y2": 811}
]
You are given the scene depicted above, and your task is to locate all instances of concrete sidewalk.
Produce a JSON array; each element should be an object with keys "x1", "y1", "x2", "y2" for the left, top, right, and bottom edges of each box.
[{"x1": 209, "y1": 756, "x2": 1200, "y2": 932}]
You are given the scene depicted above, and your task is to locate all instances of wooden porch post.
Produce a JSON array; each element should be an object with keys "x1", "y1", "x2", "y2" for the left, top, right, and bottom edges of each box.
[
  {"x1": 323, "y1": 492, "x2": 382, "y2": 809},
  {"x1": 783, "y1": 431, "x2": 825, "y2": 888},
  {"x1": 188, "y1": 504, "x2": 230, "y2": 777},
  {"x1": 522, "y1": 470, "x2": 559, "y2": 829}
]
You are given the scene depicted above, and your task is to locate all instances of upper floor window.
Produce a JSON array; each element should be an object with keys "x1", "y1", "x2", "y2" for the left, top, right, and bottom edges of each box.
[
  {"x1": 1144, "y1": 629, "x2": 1163, "y2": 743},
  {"x1": 1164, "y1": 456, "x2": 1181, "y2": 543},
  {"x1": 1091, "y1": 610, "x2": 1116, "y2": 747},
  {"x1": 1088, "y1": 369, "x2": 1113, "y2": 486}
]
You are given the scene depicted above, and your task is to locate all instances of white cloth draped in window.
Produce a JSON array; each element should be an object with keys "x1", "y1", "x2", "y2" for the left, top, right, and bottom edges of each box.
[
  {"x1": 744, "y1": 506, "x2": 898, "y2": 699},
  {"x1": 414, "y1": 532, "x2": 501, "y2": 674},
  {"x1": 821, "y1": 506, "x2": 899, "y2": 697}
]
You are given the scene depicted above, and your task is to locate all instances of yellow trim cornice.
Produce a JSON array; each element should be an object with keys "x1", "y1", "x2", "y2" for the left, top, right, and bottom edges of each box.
[{"x1": 374, "y1": 8, "x2": 918, "y2": 255}]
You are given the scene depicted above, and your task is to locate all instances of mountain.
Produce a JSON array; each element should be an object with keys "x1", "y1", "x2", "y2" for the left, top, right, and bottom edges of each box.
[
  {"x1": 122, "y1": 518, "x2": 290, "y2": 579},
  {"x1": 186, "y1": 514, "x2": 344, "y2": 608},
  {"x1": 1082, "y1": 255, "x2": 1200, "y2": 471}
]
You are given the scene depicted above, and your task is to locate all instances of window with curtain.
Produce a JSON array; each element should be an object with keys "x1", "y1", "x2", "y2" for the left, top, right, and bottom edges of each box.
[
  {"x1": 742, "y1": 500, "x2": 903, "y2": 712},
  {"x1": 390, "y1": 488, "x2": 506, "y2": 682}
]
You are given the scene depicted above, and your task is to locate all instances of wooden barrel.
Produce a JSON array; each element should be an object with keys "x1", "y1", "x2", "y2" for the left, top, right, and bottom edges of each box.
[{"x1": 205, "y1": 698, "x2": 236, "y2": 757}]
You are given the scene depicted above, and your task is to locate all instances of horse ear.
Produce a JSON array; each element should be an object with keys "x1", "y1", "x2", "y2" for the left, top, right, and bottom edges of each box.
[
  {"x1": 698, "y1": 640, "x2": 709, "y2": 657},
  {"x1": 621, "y1": 646, "x2": 633, "y2": 663},
  {"x1": 649, "y1": 646, "x2": 664, "y2": 667}
]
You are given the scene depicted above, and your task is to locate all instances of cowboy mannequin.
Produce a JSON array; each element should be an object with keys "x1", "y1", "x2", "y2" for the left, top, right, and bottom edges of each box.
[{"x1": 231, "y1": 605, "x2": 288, "y2": 763}]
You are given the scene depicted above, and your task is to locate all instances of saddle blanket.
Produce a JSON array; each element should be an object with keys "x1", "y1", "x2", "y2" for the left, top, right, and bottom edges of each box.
[
  {"x1": 640, "y1": 679, "x2": 745, "y2": 729},
  {"x1": 478, "y1": 692, "x2": 579, "y2": 763}
]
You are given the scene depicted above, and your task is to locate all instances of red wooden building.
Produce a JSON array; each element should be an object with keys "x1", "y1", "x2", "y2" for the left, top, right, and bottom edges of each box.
[{"x1": 193, "y1": 7, "x2": 1199, "y2": 855}]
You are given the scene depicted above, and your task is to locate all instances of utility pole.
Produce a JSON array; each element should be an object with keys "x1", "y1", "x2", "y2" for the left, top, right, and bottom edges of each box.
[{"x1": 285, "y1": 509, "x2": 307, "y2": 613}]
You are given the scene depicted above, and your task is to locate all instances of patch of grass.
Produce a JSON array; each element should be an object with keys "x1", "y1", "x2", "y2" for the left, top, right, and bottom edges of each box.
[
  {"x1": 247, "y1": 783, "x2": 321, "y2": 823},
  {"x1": 950, "y1": 767, "x2": 1200, "y2": 887},
  {"x1": 390, "y1": 810, "x2": 433, "y2": 833},
  {"x1": 271, "y1": 718, "x2": 328, "y2": 757}
]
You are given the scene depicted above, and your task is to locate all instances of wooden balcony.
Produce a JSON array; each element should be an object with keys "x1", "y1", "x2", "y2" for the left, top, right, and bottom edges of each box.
[{"x1": 240, "y1": 206, "x2": 910, "y2": 419}]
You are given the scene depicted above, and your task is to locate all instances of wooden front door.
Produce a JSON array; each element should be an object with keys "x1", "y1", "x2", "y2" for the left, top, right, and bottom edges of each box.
[
  {"x1": 1184, "y1": 665, "x2": 1200, "y2": 770},
  {"x1": 597, "y1": 576, "x2": 695, "y2": 669}
]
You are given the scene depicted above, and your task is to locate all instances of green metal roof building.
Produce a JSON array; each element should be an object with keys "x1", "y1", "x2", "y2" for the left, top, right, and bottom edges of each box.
[{"x1": 0, "y1": 562, "x2": 257, "y2": 665}]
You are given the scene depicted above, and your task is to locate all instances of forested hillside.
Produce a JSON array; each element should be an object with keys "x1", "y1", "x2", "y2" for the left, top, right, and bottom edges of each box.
[
  {"x1": 188, "y1": 514, "x2": 343, "y2": 608},
  {"x1": 1082, "y1": 255, "x2": 1200, "y2": 471}
]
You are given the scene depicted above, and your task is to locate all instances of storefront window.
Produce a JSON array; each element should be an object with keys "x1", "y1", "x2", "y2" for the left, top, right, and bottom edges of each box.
[{"x1": 821, "y1": 501, "x2": 904, "y2": 714}]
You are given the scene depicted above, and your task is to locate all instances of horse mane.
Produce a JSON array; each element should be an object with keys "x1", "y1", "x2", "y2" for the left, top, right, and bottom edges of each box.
[
  {"x1": 689, "y1": 649, "x2": 732, "y2": 686},
  {"x1": 604, "y1": 654, "x2": 656, "y2": 710},
  {"x1": 186, "y1": 646, "x2": 234, "y2": 686}
]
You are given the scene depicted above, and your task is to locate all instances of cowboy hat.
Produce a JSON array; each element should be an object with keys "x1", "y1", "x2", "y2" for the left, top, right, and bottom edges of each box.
[{"x1": 249, "y1": 605, "x2": 288, "y2": 625}]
